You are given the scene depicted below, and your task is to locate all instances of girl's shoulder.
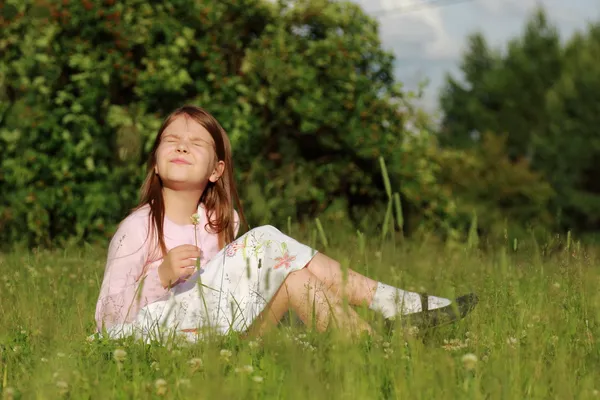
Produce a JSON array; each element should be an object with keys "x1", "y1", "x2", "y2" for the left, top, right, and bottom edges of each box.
[{"x1": 112, "y1": 205, "x2": 151, "y2": 240}]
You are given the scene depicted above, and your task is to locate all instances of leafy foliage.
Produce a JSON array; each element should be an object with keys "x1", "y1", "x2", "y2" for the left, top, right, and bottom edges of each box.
[
  {"x1": 439, "y1": 7, "x2": 600, "y2": 234},
  {"x1": 0, "y1": 0, "x2": 432, "y2": 247}
]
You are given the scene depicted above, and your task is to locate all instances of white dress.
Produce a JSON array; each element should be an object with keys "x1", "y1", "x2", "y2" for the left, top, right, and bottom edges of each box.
[{"x1": 103, "y1": 225, "x2": 318, "y2": 342}]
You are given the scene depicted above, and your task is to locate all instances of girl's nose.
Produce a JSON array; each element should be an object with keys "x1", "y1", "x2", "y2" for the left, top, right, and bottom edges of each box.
[{"x1": 176, "y1": 143, "x2": 189, "y2": 153}]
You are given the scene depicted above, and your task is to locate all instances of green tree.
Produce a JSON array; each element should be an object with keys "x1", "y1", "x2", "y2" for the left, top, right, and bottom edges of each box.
[
  {"x1": 0, "y1": 0, "x2": 445, "y2": 246},
  {"x1": 439, "y1": 7, "x2": 563, "y2": 162},
  {"x1": 540, "y1": 22, "x2": 600, "y2": 230}
]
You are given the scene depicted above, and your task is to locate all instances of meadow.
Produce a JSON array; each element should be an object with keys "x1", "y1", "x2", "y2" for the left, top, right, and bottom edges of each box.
[{"x1": 0, "y1": 228, "x2": 598, "y2": 400}]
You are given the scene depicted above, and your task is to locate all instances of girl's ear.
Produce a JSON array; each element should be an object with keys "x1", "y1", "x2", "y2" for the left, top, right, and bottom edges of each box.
[{"x1": 209, "y1": 161, "x2": 225, "y2": 183}]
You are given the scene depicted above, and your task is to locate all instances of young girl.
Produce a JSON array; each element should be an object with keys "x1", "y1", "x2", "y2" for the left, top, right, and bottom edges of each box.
[{"x1": 95, "y1": 105, "x2": 477, "y2": 342}]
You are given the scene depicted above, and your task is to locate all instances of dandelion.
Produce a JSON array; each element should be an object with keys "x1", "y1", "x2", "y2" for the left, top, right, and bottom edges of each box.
[
  {"x1": 155, "y1": 379, "x2": 168, "y2": 396},
  {"x1": 461, "y1": 353, "x2": 478, "y2": 371},
  {"x1": 190, "y1": 213, "x2": 201, "y2": 226},
  {"x1": 220, "y1": 349, "x2": 232, "y2": 361},
  {"x1": 252, "y1": 375, "x2": 264, "y2": 383},
  {"x1": 55, "y1": 381, "x2": 69, "y2": 395},
  {"x1": 191, "y1": 213, "x2": 202, "y2": 271},
  {"x1": 113, "y1": 349, "x2": 127, "y2": 363},
  {"x1": 188, "y1": 358, "x2": 203, "y2": 372}
]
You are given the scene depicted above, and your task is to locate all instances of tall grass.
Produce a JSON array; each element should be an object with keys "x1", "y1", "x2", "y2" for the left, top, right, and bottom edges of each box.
[{"x1": 0, "y1": 229, "x2": 599, "y2": 399}]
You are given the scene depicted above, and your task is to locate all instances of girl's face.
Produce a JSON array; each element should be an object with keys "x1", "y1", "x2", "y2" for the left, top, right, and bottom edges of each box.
[{"x1": 154, "y1": 115, "x2": 224, "y2": 191}]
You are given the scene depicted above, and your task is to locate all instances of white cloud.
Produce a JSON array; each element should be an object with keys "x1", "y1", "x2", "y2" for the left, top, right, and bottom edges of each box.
[{"x1": 358, "y1": 0, "x2": 461, "y2": 60}]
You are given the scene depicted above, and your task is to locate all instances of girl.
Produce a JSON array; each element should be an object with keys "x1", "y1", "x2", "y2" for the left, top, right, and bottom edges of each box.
[{"x1": 95, "y1": 105, "x2": 477, "y2": 342}]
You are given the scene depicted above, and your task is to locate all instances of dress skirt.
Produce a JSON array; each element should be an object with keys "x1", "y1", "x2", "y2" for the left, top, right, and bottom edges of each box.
[{"x1": 104, "y1": 225, "x2": 318, "y2": 342}]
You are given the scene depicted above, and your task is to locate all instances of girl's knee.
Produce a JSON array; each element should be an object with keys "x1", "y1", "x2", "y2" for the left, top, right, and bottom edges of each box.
[{"x1": 248, "y1": 225, "x2": 282, "y2": 236}]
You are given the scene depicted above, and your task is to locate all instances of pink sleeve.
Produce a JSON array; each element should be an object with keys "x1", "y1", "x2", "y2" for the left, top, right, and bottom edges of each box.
[{"x1": 94, "y1": 216, "x2": 168, "y2": 331}]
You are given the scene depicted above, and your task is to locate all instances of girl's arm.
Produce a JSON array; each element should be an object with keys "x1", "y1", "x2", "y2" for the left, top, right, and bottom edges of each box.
[{"x1": 94, "y1": 216, "x2": 167, "y2": 331}]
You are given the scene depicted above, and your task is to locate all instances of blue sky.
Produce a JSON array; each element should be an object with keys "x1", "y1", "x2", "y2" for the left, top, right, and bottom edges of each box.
[{"x1": 351, "y1": 0, "x2": 600, "y2": 114}]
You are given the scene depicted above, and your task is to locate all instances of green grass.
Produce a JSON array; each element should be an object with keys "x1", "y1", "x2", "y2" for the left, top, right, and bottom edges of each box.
[{"x1": 0, "y1": 231, "x2": 599, "y2": 399}]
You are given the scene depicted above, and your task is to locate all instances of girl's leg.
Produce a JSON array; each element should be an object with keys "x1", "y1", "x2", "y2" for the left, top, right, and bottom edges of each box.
[
  {"x1": 247, "y1": 267, "x2": 374, "y2": 338},
  {"x1": 305, "y1": 253, "x2": 451, "y2": 319}
]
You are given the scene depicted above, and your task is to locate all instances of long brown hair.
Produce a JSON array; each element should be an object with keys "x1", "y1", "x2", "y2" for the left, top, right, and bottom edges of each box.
[{"x1": 135, "y1": 105, "x2": 246, "y2": 258}]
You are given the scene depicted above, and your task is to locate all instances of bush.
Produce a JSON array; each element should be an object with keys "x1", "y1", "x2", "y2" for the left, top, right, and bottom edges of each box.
[{"x1": 0, "y1": 0, "x2": 421, "y2": 247}]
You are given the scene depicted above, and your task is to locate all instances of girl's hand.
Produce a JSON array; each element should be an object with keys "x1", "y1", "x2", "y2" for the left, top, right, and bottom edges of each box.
[{"x1": 158, "y1": 245, "x2": 202, "y2": 288}]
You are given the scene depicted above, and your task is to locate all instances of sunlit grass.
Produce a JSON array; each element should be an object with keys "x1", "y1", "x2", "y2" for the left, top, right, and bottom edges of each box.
[{"x1": 1, "y1": 229, "x2": 599, "y2": 399}]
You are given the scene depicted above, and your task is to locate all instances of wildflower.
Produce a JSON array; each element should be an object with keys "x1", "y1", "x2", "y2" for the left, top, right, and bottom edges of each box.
[
  {"x1": 113, "y1": 349, "x2": 127, "y2": 363},
  {"x1": 461, "y1": 353, "x2": 478, "y2": 371},
  {"x1": 248, "y1": 341, "x2": 260, "y2": 349},
  {"x1": 220, "y1": 349, "x2": 232, "y2": 361},
  {"x1": 235, "y1": 365, "x2": 254, "y2": 374},
  {"x1": 188, "y1": 358, "x2": 203, "y2": 372},
  {"x1": 252, "y1": 375, "x2": 264, "y2": 383},
  {"x1": 190, "y1": 213, "x2": 201, "y2": 225},
  {"x1": 151, "y1": 361, "x2": 160, "y2": 371},
  {"x1": 56, "y1": 352, "x2": 66, "y2": 358},
  {"x1": 155, "y1": 379, "x2": 168, "y2": 396},
  {"x1": 407, "y1": 326, "x2": 419, "y2": 337},
  {"x1": 55, "y1": 381, "x2": 69, "y2": 395}
]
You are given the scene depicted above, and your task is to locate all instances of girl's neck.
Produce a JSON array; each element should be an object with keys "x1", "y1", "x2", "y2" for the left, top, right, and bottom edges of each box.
[{"x1": 162, "y1": 187, "x2": 203, "y2": 225}]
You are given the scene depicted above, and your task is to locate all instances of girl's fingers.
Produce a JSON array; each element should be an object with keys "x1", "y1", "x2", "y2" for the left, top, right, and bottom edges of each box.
[
  {"x1": 177, "y1": 258, "x2": 199, "y2": 269},
  {"x1": 172, "y1": 245, "x2": 201, "y2": 255},
  {"x1": 175, "y1": 249, "x2": 202, "y2": 261}
]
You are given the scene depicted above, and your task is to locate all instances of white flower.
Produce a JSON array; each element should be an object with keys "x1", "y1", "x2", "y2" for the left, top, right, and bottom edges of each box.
[
  {"x1": 113, "y1": 349, "x2": 127, "y2": 363},
  {"x1": 248, "y1": 341, "x2": 260, "y2": 349},
  {"x1": 235, "y1": 365, "x2": 254, "y2": 374},
  {"x1": 188, "y1": 358, "x2": 203, "y2": 372},
  {"x1": 252, "y1": 375, "x2": 264, "y2": 383},
  {"x1": 220, "y1": 349, "x2": 232, "y2": 360},
  {"x1": 155, "y1": 379, "x2": 167, "y2": 396},
  {"x1": 461, "y1": 353, "x2": 478, "y2": 370}
]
